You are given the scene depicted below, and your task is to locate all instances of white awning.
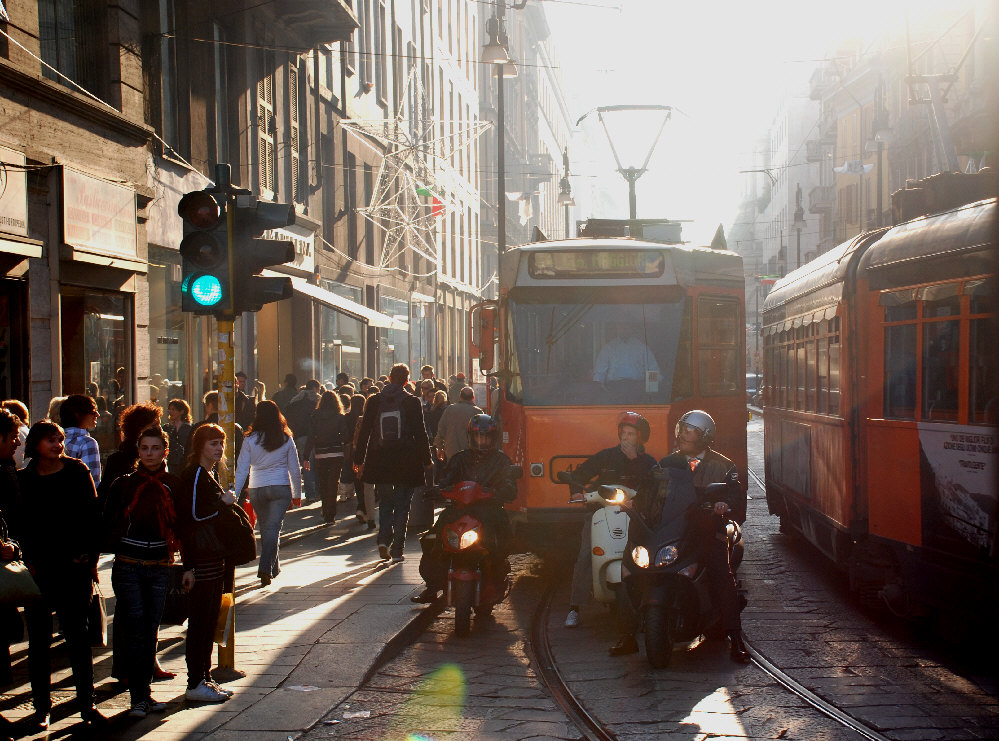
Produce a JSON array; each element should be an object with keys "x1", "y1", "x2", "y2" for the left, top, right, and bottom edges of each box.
[{"x1": 265, "y1": 271, "x2": 408, "y2": 330}]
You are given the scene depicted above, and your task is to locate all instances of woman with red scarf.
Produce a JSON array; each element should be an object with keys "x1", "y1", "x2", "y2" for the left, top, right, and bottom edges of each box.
[{"x1": 103, "y1": 425, "x2": 181, "y2": 718}]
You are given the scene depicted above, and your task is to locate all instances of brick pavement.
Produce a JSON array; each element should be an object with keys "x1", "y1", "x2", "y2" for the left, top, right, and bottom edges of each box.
[{"x1": 0, "y1": 501, "x2": 441, "y2": 740}]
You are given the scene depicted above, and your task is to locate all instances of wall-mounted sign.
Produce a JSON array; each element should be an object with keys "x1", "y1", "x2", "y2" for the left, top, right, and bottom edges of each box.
[
  {"x1": 62, "y1": 167, "x2": 138, "y2": 259},
  {"x1": 0, "y1": 145, "x2": 28, "y2": 238}
]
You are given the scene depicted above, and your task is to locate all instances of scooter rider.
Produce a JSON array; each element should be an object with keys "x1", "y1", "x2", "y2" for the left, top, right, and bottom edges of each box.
[
  {"x1": 666, "y1": 409, "x2": 749, "y2": 663},
  {"x1": 410, "y1": 414, "x2": 517, "y2": 604},
  {"x1": 563, "y1": 412, "x2": 656, "y2": 640}
]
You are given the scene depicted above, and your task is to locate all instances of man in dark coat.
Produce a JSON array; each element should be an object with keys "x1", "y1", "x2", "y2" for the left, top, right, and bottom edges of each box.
[{"x1": 354, "y1": 363, "x2": 433, "y2": 562}]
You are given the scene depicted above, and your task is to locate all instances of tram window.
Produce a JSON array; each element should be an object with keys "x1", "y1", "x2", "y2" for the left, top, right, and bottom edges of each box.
[
  {"x1": 884, "y1": 324, "x2": 916, "y2": 419},
  {"x1": 922, "y1": 320, "x2": 959, "y2": 421},
  {"x1": 881, "y1": 289, "x2": 917, "y2": 322},
  {"x1": 970, "y1": 318, "x2": 999, "y2": 424},
  {"x1": 672, "y1": 299, "x2": 693, "y2": 401},
  {"x1": 966, "y1": 278, "x2": 993, "y2": 315},
  {"x1": 795, "y1": 342, "x2": 806, "y2": 410},
  {"x1": 919, "y1": 283, "x2": 960, "y2": 318},
  {"x1": 697, "y1": 296, "x2": 740, "y2": 397},
  {"x1": 806, "y1": 337, "x2": 817, "y2": 412},
  {"x1": 828, "y1": 334, "x2": 840, "y2": 415},
  {"x1": 817, "y1": 335, "x2": 829, "y2": 414}
]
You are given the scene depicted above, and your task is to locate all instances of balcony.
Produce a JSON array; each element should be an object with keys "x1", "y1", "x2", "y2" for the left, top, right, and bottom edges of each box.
[
  {"x1": 279, "y1": 0, "x2": 358, "y2": 47},
  {"x1": 809, "y1": 185, "x2": 835, "y2": 214},
  {"x1": 819, "y1": 113, "x2": 837, "y2": 145},
  {"x1": 805, "y1": 139, "x2": 825, "y2": 163}
]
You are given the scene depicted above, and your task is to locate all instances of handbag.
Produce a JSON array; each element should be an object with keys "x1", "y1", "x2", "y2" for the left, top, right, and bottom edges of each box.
[
  {"x1": 0, "y1": 559, "x2": 40, "y2": 606},
  {"x1": 243, "y1": 498, "x2": 257, "y2": 528},
  {"x1": 88, "y1": 585, "x2": 107, "y2": 647},
  {"x1": 160, "y1": 565, "x2": 190, "y2": 626},
  {"x1": 216, "y1": 503, "x2": 256, "y2": 566}
]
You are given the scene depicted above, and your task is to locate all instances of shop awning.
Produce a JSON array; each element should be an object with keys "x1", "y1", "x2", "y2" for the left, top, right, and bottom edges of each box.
[{"x1": 269, "y1": 272, "x2": 408, "y2": 330}]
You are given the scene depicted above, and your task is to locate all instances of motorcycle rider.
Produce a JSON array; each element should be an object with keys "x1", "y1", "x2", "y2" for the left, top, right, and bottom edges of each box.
[
  {"x1": 563, "y1": 413, "x2": 656, "y2": 649},
  {"x1": 633, "y1": 409, "x2": 749, "y2": 663},
  {"x1": 410, "y1": 414, "x2": 518, "y2": 604}
]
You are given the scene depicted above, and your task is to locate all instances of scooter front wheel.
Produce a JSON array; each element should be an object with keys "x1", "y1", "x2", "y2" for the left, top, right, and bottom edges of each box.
[
  {"x1": 453, "y1": 580, "x2": 474, "y2": 637},
  {"x1": 644, "y1": 605, "x2": 674, "y2": 669}
]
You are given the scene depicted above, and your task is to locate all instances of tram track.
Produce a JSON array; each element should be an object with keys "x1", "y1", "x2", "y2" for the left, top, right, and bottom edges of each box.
[{"x1": 530, "y1": 577, "x2": 893, "y2": 741}]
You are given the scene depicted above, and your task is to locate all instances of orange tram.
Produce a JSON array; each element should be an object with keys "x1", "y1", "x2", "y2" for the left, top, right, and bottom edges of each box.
[
  {"x1": 761, "y1": 173, "x2": 997, "y2": 633},
  {"x1": 470, "y1": 233, "x2": 748, "y2": 544}
]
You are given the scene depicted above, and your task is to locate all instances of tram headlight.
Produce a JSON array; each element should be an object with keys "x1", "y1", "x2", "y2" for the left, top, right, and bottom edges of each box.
[
  {"x1": 654, "y1": 545, "x2": 680, "y2": 567},
  {"x1": 631, "y1": 546, "x2": 650, "y2": 569}
]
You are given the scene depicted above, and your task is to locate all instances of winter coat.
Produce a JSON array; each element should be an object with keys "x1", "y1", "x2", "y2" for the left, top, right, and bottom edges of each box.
[{"x1": 354, "y1": 383, "x2": 432, "y2": 487}]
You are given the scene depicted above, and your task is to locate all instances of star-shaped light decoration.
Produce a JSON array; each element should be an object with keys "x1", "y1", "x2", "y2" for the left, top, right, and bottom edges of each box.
[{"x1": 341, "y1": 68, "x2": 491, "y2": 270}]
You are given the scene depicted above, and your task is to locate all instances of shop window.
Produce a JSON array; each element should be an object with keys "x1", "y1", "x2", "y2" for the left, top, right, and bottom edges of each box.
[
  {"x1": 884, "y1": 324, "x2": 916, "y2": 419},
  {"x1": 0, "y1": 280, "x2": 29, "y2": 403},
  {"x1": 148, "y1": 247, "x2": 190, "y2": 405},
  {"x1": 378, "y1": 294, "x2": 410, "y2": 371},
  {"x1": 320, "y1": 282, "x2": 365, "y2": 383},
  {"x1": 922, "y1": 320, "x2": 959, "y2": 421},
  {"x1": 696, "y1": 296, "x2": 739, "y2": 396}
]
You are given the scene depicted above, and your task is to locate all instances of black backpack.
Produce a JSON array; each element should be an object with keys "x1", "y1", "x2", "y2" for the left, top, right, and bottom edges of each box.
[
  {"x1": 376, "y1": 391, "x2": 406, "y2": 449},
  {"x1": 284, "y1": 393, "x2": 315, "y2": 437}
]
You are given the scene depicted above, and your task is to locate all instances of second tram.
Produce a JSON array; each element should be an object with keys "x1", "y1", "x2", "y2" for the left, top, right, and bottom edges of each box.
[
  {"x1": 471, "y1": 236, "x2": 748, "y2": 541},
  {"x1": 762, "y1": 173, "x2": 997, "y2": 630}
]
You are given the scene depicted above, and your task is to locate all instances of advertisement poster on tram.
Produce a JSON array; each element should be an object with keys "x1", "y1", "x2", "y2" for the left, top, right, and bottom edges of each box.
[{"x1": 918, "y1": 423, "x2": 997, "y2": 559}]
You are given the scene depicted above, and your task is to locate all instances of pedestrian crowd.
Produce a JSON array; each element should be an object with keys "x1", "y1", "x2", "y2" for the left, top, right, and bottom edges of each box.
[{"x1": 0, "y1": 362, "x2": 475, "y2": 735}]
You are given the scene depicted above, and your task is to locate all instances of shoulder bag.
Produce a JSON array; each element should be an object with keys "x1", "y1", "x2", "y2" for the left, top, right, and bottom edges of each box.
[
  {"x1": 217, "y1": 503, "x2": 256, "y2": 566},
  {"x1": 0, "y1": 559, "x2": 40, "y2": 606}
]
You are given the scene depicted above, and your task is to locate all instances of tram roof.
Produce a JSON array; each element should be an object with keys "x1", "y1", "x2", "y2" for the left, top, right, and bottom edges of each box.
[{"x1": 857, "y1": 197, "x2": 995, "y2": 290}]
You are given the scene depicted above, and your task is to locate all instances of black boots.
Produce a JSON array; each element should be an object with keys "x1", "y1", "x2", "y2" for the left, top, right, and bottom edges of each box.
[
  {"x1": 608, "y1": 634, "x2": 639, "y2": 656},
  {"x1": 410, "y1": 587, "x2": 441, "y2": 604},
  {"x1": 729, "y1": 631, "x2": 751, "y2": 663}
]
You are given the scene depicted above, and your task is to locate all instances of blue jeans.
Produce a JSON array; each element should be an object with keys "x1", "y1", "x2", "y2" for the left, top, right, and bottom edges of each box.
[
  {"x1": 378, "y1": 485, "x2": 415, "y2": 558},
  {"x1": 111, "y1": 560, "x2": 170, "y2": 705},
  {"x1": 248, "y1": 485, "x2": 291, "y2": 578},
  {"x1": 295, "y1": 436, "x2": 316, "y2": 499}
]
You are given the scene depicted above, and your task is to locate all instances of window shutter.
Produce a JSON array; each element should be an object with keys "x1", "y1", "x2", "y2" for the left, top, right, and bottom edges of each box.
[
  {"x1": 257, "y1": 73, "x2": 276, "y2": 194},
  {"x1": 289, "y1": 64, "x2": 301, "y2": 203}
]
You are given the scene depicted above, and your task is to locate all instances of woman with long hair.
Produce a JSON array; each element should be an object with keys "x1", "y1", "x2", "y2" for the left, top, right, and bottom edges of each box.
[
  {"x1": 233, "y1": 401, "x2": 301, "y2": 587},
  {"x1": 164, "y1": 399, "x2": 193, "y2": 473},
  {"x1": 176, "y1": 425, "x2": 234, "y2": 703},
  {"x1": 301, "y1": 392, "x2": 347, "y2": 524},
  {"x1": 98, "y1": 401, "x2": 163, "y2": 505},
  {"x1": 102, "y1": 425, "x2": 181, "y2": 717},
  {"x1": 16, "y1": 421, "x2": 106, "y2": 729}
]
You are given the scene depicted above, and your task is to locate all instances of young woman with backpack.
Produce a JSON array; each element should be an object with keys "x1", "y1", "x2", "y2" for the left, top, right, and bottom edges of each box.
[{"x1": 301, "y1": 392, "x2": 348, "y2": 524}]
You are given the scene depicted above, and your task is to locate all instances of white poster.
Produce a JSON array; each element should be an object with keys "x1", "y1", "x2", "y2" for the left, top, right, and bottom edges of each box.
[{"x1": 0, "y1": 145, "x2": 28, "y2": 237}]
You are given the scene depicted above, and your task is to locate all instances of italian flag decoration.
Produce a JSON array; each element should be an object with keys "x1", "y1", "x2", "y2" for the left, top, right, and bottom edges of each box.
[{"x1": 416, "y1": 186, "x2": 444, "y2": 218}]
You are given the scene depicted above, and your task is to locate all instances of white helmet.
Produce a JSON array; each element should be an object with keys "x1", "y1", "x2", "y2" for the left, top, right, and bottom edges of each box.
[{"x1": 675, "y1": 409, "x2": 716, "y2": 447}]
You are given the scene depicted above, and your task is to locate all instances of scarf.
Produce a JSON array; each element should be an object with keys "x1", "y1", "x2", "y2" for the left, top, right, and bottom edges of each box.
[{"x1": 125, "y1": 465, "x2": 181, "y2": 562}]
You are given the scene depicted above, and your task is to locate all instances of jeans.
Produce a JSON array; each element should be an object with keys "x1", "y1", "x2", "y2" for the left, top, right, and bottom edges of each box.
[
  {"x1": 314, "y1": 457, "x2": 344, "y2": 522},
  {"x1": 569, "y1": 519, "x2": 592, "y2": 607},
  {"x1": 248, "y1": 485, "x2": 291, "y2": 579},
  {"x1": 185, "y1": 568, "x2": 223, "y2": 689},
  {"x1": 24, "y1": 563, "x2": 95, "y2": 712},
  {"x1": 377, "y1": 485, "x2": 414, "y2": 557},
  {"x1": 111, "y1": 560, "x2": 170, "y2": 705}
]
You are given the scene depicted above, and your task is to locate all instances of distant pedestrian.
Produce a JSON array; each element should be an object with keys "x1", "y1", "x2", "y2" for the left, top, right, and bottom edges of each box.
[
  {"x1": 1, "y1": 400, "x2": 29, "y2": 469},
  {"x1": 188, "y1": 391, "x2": 243, "y2": 463},
  {"x1": 447, "y1": 372, "x2": 467, "y2": 404},
  {"x1": 344, "y1": 395, "x2": 375, "y2": 529},
  {"x1": 426, "y1": 391, "x2": 448, "y2": 440},
  {"x1": 17, "y1": 420, "x2": 106, "y2": 730},
  {"x1": 102, "y1": 425, "x2": 181, "y2": 718},
  {"x1": 283, "y1": 380, "x2": 321, "y2": 502},
  {"x1": 233, "y1": 401, "x2": 301, "y2": 586},
  {"x1": 354, "y1": 364, "x2": 432, "y2": 562},
  {"x1": 59, "y1": 394, "x2": 102, "y2": 487},
  {"x1": 301, "y1": 392, "x2": 348, "y2": 524},
  {"x1": 359, "y1": 377, "x2": 374, "y2": 395},
  {"x1": 434, "y1": 386, "x2": 482, "y2": 460},
  {"x1": 165, "y1": 399, "x2": 193, "y2": 473},
  {"x1": 419, "y1": 365, "x2": 435, "y2": 382},
  {"x1": 234, "y1": 372, "x2": 256, "y2": 430},
  {"x1": 176, "y1": 425, "x2": 235, "y2": 704},
  {"x1": 270, "y1": 374, "x2": 298, "y2": 414},
  {"x1": 45, "y1": 396, "x2": 66, "y2": 425}
]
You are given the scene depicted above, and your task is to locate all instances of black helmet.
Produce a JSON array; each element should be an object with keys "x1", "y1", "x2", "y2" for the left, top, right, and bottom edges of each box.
[
  {"x1": 467, "y1": 414, "x2": 498, "y2": 452},
  {"x1": 617, "y1": 411, "x2": 650, "y2": 444}
]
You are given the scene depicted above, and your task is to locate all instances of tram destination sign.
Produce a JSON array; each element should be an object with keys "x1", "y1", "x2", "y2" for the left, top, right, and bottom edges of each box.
[{"x1": 528, "y1": 250, "x2": 664, "y2": 279}]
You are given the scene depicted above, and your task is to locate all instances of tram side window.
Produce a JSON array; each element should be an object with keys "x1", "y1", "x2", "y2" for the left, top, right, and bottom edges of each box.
[
  {"x1": 828, "y1": 317, "x2": 840, "y2": 415},
  {"x1": 968, "y1": 280, "x2": 997, "y2": 424},
  {"x1": 884, "y1": 325, "x2": 916, "y2": 419},
  {"x1": 671, "y1": 298, "x2": 693, "y2": 401},
  {"x1": 795, "y1": 327, "x2": 806, "y2": 410},
  {"x1": 922, "y1": 320, "x2": 959, "y2": 421},
  {"x1": 697, "y1": 296, "x2": 740, "y2": 396}
]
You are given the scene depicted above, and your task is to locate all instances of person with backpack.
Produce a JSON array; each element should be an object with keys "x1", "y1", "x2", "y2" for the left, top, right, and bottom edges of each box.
[
  {"x1": 300, "y1": 392, "x2": 348, "y2": 524},
  {"x1": 353, "y1": 364, "x2": 432, "y2": 562}
]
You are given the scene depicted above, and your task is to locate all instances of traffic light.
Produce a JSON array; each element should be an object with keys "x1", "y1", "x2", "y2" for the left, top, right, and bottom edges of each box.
[
  {"x1": 231, "y1": 195, "x2": 296, "y2": 314},
  {"x1": 178, "y1": 189, "x2": 232, "y2": 315}
]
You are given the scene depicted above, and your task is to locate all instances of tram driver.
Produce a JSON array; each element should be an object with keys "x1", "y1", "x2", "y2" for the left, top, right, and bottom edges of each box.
[{"x1": 592, "y1": 322, "x2": 660, "y2": 402}]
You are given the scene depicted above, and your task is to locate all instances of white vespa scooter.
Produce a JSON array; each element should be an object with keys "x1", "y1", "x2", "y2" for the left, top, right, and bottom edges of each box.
[{"x1": 558, "y1": 472, "x2": 637, "y2": 604}]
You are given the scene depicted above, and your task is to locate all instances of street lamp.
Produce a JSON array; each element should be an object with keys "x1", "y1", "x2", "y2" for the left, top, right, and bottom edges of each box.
[
  {"x1": 557, "y1": 147, "x2": 574, "y2": 237},
  {"x1": 484, "y1": 10, "x2": 517, "y2": 257},
  {"x1": 793, "y1": 184, "x2": 805, "y2": 272}
]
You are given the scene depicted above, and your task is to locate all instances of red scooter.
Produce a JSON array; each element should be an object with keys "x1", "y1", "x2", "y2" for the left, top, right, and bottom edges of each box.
[{"x1": 438, "y1": 472, "x2": 520, "y2": 636}]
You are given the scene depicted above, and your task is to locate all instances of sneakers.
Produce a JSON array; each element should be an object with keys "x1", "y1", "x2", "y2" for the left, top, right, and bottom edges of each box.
[
  {"x1": 391, "y1": 554, "x2": 405, "y2": 563},
  {"x1": 185, "y1": 680, "x2": 229, "y2": 703},
  {"x1": 128, "y1": 698, "x2": 167, "y2": 718},
  {"x1": 378, "y1": 544, "x2": 390, "y2": 560},
  {"x1": 564, "y1": 609, "x2": 581, "y2": 628},
  {"x1": 207, "y1": 680, "x2": 234, "y2": 697},
  {"x1": 146, "y1": 697, "x2": 168, "y2": 712}
]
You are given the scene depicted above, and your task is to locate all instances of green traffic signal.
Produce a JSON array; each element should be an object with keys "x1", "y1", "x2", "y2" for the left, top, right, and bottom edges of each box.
[
  {"x1": 189, "y1": 274, "x2": 224, "y2": 306},
  {"x1": 178, "y1": 189, "x2": 231, "y2": 315}
]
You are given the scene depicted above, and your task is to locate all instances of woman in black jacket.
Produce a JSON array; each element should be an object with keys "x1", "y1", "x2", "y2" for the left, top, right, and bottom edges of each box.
[
  {"x1": 16, "y1": 421, "x2": 105, "y2": 730},
  {"x1": 165, "y1": 399, "x2": 193, "y2": 473},
  {"x1": 301, "y1": 391, "x2": 348, "y2": 524},
  {"x1": 103, "y1": 425, "x2": 181, "y2": 718},
  {"x1": 175, "y1": 424, "x2": 235, "y2": 704}
]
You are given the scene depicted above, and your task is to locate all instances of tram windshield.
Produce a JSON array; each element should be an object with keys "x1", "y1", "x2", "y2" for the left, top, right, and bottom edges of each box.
[{"x1": 506, "y1": 290, "x2": 690, "y2": 406}]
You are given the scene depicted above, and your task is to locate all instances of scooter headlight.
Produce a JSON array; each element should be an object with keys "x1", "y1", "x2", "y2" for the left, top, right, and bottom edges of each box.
[
  {"x1": 446, "y1": 527, "x2": 481, "y2": 550},
  {"x1": 654, "y1": 545, "x2": 680, "y2": 567},
  {"x1": 631, "y1": 546, "x2": 650, "y2": 569},
  {"x1": 608, "y1": 489, "x2": 626, "y2": 504}
]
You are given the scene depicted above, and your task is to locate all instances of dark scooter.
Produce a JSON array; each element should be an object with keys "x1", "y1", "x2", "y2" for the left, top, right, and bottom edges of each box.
[{"x1": 622, "y1": 475, "x2": 744, "y2": 668}]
